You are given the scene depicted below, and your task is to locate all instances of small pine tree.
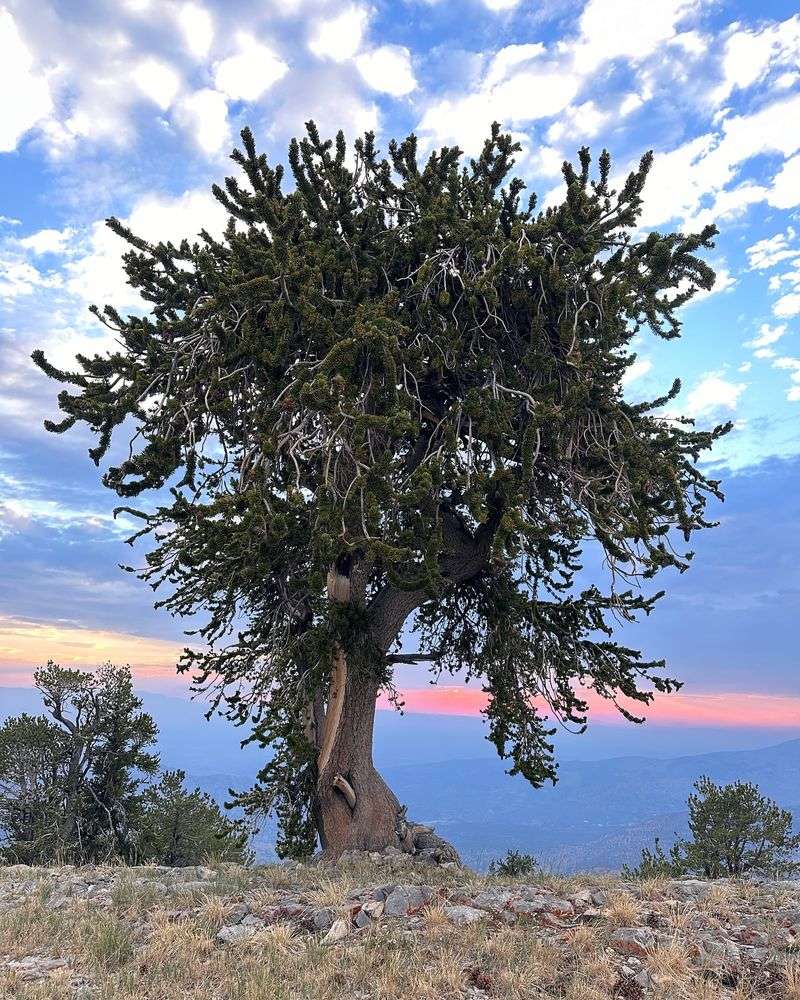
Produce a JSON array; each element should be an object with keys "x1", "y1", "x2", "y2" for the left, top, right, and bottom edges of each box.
[
  {"x1": 680, "y1": 777, "x2": 800, "y2": 879},
  {"x1": 621, "y1": 837, "x2": 684, "y2": 880},
  {"x1": 0, "y1": 714, "x2": 66, "y2": 864},
  {"x1": 138, "y1": 770, "x2": 252, "y2": 866},
  {"x1": 35, "y1": 662, "x2": 159, "y2": 862},
  {"x1": 487, "y1": 849, "x2": 538, "y2": 877},
  {"x1": 625, "y1": 778, "x2": 800, "y2": 880}
]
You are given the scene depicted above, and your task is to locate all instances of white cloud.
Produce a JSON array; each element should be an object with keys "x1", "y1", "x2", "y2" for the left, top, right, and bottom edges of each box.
[
  {"x1": 774, "y1": 291, "x2": 800, "y2": 318},
  {"x1": 622, "y1": 357, "x2": 652, "y2": 386},
  {"x1": 417, "y1": 45, "x2": 581, "y2": 152},
  {"x1": 356, "y1": 45, "x2": 416, "y2": 96},
  {"x1": 715, "y1": 92, "x2": 800, "y2": 165},
  {"x1": 775, "y1": 70, "x2": 799, "y2": 90},
  {"x1": 738, "y1": 361, "x2": 752, "y2": 373},
  {"x1": 175, "y1": 2, "x2": 214, "y2": 60},
  {"x1": 19, "y1": 228, "x2": 74, "y2": 255},
  {"x1": 746, "y1": 229, "x2": 800, "y2": 270},
  {"x1": 569, "y1": 0, "x2": 697, "y2": 71},
  {"x1": 175, "y1": 88, "x2": 230, "y2": 154},
  {"x1": 0, "y1": 260, "x2": 62, "y2": 299},
  {"x1": 547, "y1": 100, "x2": 610, "y2": 143},
  {"x1": 744, "y1": 323, "x2": 787, "y2": 350},
  {"x1": 213, "y1": 35, "x2": 289, "y2": 101},
  {"x1": 482, "y1": 0, "x2": 521, "y2": 10},
  {"x1": 683, "y1": 373, "x2": 747, "y2": 418},
  {"x1": 309, "y1": 6, "x2": 369, "y2": 63},
  {"x1": 528, "y1": 144, "x2": 563, "y2": 179},
  {"x1": 711, "y1": 15, "x2": 800, "y2": 104},
  {"x1": 483, "y1": 43, "x2": 545, "y2": 88},
  {"x1": 619, "y1": 92, "x2": 644, "y2": 116},
  {"x1": 769, "y1": 153, "x2": 800, "y2": 210},
  {"x1": 788, "y1": 386, "x2": 800, "y2": 402},
  {"x1": 639, "y1": 93, "x2": 800, "y2": 228},
  {"x1": 131, "y1": 58, "x2": 181, "y2": 111},
  {"x1": 0, "y1": 9, "x2": 53, "y2": 152},
  {"x1": 752, "y1": 237, "x2": 800, "y2": 319}
]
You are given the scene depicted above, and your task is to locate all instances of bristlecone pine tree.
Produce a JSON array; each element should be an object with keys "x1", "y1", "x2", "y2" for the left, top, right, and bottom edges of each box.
[{"x1": 34, "y1": 123, "x2": 729, "y2": 858}]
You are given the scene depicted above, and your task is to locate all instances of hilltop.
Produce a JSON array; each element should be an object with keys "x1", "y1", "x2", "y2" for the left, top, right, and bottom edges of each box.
[{"x1": 1, "y1": 852, "x2": 798, "y2": 999}]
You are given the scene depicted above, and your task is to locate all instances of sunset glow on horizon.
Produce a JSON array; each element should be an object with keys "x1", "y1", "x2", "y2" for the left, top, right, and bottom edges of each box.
[
  {"x1": 2, "y1": 614, "x2": 798, "y2": 730},
  {"x1": 378, "y1": 686, "x2": 800, "y2": 729}
]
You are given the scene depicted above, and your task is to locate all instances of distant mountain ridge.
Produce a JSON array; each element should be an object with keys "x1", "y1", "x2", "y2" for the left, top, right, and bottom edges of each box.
[
  {"x1": 2, "y1": 686, "x2": 799, "y2": 871},
  {"x1": 383, "y1": 739, "x2": 800, "y2": 871}
]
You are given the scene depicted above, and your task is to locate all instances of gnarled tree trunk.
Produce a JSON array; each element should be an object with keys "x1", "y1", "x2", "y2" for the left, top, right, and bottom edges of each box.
[
  {"x1": 313, "y1": 515, "x2": 494, "y2": 856},
  {"x1": 315, "y1": 667, "x2": 402, "y2": 855},
  {"x1": 314, "y1": 564, "x2": 402, "y2": 855}
]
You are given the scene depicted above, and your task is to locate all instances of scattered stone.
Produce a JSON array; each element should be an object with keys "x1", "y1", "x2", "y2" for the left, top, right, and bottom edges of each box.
[
  {"x1": 509, "y1": 898, "x2": 547, "y2": 915},
  {"x1": 610, "y1": 927, "x2": 657, "y2": 958},
  {"x1": 693, "y1": 934, "x2": 741, "y2": 976},
  {"x1": 226, "y1": 903, "x2": 250, "y2": 924},
  {"x1": 322, "y1": 917, "x2": 350, "y2": 944},
  {"x1": 444, "y1": 905, "x2": 485, "y2": 926},
  {"x1": 541, "y1": 897, "x2": 574, "y2": 917},
  {"x1": 311, "y1": 907, "x2": 336, "y2": 931},
  {"x1": 360, "y1": 899, "x2": 385, "y2": 921},
  {"x1": 472, "y1": 889, "x2": 515, "y2": 911},
  {"x1": 384, "y1": 884, "x2": 425, "y2": 917},
  {"x1": 7, "y1": 956, "x2": 70, "y2": 981},
  {"x1": 216, "y1": 924, "x2": 257, "y2": 944}
]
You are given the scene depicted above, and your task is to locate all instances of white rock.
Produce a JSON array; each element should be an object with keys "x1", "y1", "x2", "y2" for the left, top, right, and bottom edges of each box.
[
  {"x1": 323, "y1": 917, "x2": 350, "y2": 943},
  {"x1": 445, "y1": 905, "x2": 485, "y2": 926},
  {"x1": 216, "y1": 924, "x2": 257, "y2": 944}
]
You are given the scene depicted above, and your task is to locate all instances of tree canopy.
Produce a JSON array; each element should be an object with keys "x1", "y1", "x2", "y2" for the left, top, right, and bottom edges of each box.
[{"x1": 34, "y1": 123, "x2": 728, "y2": 855}]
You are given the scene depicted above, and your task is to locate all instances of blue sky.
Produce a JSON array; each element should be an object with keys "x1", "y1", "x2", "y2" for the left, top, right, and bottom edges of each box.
[{"x1": 0, "y1": 0, "x2": 799, "y2": 730}]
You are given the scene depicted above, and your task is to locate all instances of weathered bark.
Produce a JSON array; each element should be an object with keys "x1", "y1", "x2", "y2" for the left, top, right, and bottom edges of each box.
[
  {"x1": 316, "y1": 667, "x2": 402, "y2": 855},
  {"x1": 314, "y1": 514, "x2": 496, "y2": 856},
  {"x1": 315, "y1": 563, "x2": 402, "y2": 855}
]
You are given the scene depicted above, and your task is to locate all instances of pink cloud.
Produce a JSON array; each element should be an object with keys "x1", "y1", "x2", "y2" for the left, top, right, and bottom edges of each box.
[
  {"x1": 379, "y1": 686, "x2": 800, "y2": 729},
  {"x1": 2, "y1": 616, "x2": 798, "y2": 729}
]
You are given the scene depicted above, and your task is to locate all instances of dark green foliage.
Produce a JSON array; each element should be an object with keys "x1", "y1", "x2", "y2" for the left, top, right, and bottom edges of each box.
[
  {"x1": 138, "y1": 770, "x2": 253, "y2": 866},
  {"x1": 0, "y1": 714, "x2": 66, "y2": 864},
  {"x1": 0, "y1": 664, "x2": 251, "y2": 867},
  {"x1": 34, "y1": 122, "x2": 728, "y2": 853},
  {"x1": 487, "y1": 849, "x2": 538, "y2": 877},
  {"x1": 621, "y1": 837, "x2": 683, "y2": 880},
  {"x1": 680, "y1": 777, "x2": 800, "y2": 878},
  {"x1": 625, "y1": 778, "x2": 800, "y2": 880},
  {"x1": 33, "y1": 661, "x2": 159, "y2": 862}
]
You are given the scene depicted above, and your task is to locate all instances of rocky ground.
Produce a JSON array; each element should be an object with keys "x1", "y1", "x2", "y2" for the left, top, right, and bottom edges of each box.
[{"x1": 0, "y1": 851, "x2": 799, "y2": 999}]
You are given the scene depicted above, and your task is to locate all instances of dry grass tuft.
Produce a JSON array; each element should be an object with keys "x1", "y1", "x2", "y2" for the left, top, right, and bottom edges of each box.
[
  {"x1": 306, "y1": 874, "x2": 357, "y2": 908},
  {"x1": 1, "y1": 867, "x2": 799, "y2": 1000},
  {"x1": 605, "y1": 890, "x2": 642, "y2": 927},
  {"x1": 648, "y1": 935, "x2": 694, "y2": 994},
  {"x1": 568, "y1": 922, "x2": 603, "y2": 957},
  {"x1": 81, "y1": 912, "x2": 134, "y2": 970},
  {"x1": 638, "y1": 876, "x2": 670, "y2": 901},
  {"x1": 785, "y1": 959, "x2": 800, "y2": 1000}
]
